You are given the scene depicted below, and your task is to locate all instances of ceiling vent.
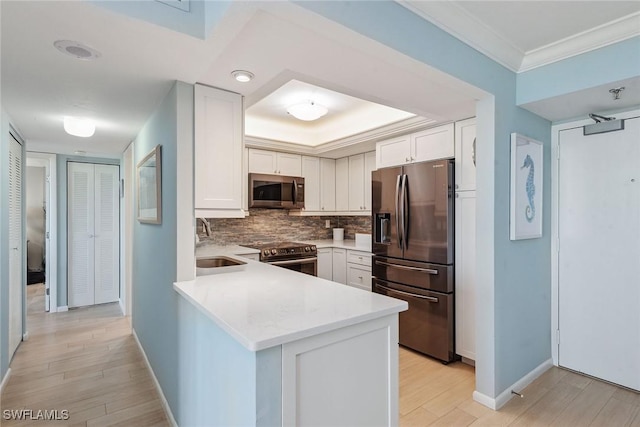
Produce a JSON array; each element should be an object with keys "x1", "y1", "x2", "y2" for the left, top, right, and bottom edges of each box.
[{"x1": 54, "y1": 40, "x2": 102, "y2": 61}]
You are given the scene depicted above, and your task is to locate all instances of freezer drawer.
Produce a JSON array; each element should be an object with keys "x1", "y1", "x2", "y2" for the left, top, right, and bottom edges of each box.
[
  {"x1": 373, "y1": 278, "x2": 454, "y2": 363},
  {"x1": 372, "y1": 256, "x2": 453, "y2": 293}
]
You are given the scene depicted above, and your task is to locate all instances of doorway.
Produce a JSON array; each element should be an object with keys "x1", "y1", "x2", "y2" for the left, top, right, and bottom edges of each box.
[{"x1": 554, "y1": 113, "x2": 640, "y2": 391}]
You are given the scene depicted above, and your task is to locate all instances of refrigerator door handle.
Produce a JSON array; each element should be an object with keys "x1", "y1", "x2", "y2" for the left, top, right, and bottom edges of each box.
[
  {"x1": 374, "y1": 260, "x2": 439, "y2": 275},
  {"x1": 395, "y1": 174, "x2": 402, "y2": 249},
  {"x1": 401, "y1": 174, "x2": 408, "y2": 250},
  {"x1": 376, "y1": 284, "x2": 439, "y2": 303}
]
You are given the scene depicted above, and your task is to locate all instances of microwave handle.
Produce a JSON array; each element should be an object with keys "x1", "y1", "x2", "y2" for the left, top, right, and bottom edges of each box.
[{"x1": 293, "y1": 179, "x2": 298, "y2": 203}]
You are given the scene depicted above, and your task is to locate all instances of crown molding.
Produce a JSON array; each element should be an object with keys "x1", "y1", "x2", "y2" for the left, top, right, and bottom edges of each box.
[
  {"x1": 520, "y1": 12, "x2": 640, "y2": 72},
  {"x1": 399, "y1": 1, "x2": 640, "y2": 74},
  {"x1": 398, "y1": 0, "x2": 524, "y2": 72},
  {"x1": 245, "y1": 116, "x2": 436, "y2": 156}
]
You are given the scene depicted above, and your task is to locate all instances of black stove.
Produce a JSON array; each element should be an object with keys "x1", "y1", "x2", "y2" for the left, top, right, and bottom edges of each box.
[{"x1": 246, "y1": 241, "x2": 317, "y2": 262}]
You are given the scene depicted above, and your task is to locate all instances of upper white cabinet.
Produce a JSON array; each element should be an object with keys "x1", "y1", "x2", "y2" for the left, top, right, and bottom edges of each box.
[
  {"x1": 335, "y1": 158, "x2": 349, "y2": 212},
  {"x1": 320, "y1": 158, "x2": 336, "y2": 212},
  {"x1": 348, "y1": 151, "x2": 376, "y2": 212},
  {"x1": 376, "y1": 123, "x2": 454, "y2": 169},
  {"x1": 455, "y1": 118, "x2": 477, "y2": 192},
  {"x1": 194, "y1": 84, "x2": 244, "y2": 217},
  {"x1": 302, "y1": 156, "x2": 320, "y2": 211},
  {"x1": 249, "y1": 149, "x2": 302, "y2": 176}
]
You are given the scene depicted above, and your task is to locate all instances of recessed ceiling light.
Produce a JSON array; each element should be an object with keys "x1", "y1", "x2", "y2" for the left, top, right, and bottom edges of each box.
[
  {"x1": 231, "y1": 70, "x2": 254, "y2": 83},
  {"x1": 64, "y1": 117, "x2": 96, "y2": 137},
  {"x1": 287, "y1": 101, "x2": 328, "y2": 121},
  {"x1": 74, "y1": 150, "x2": 87, "y2": 156},
  {"x1": 54, "y1": 40, "x2": 102, "y2": 61}
]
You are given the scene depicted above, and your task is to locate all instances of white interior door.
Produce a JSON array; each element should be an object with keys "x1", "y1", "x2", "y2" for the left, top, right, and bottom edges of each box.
[
  {"x1": 8, "y1": 134, "x2": 23, "y2": 357},
  {"x1": 94, "y1": 164, "x2": 119, "y2": 304},
  {"x1": 68, "y1": 162, "x2": 95, "y2": 307},
  {"x1": 558, "y1": 117, "x2": 640, "y2": 391}
]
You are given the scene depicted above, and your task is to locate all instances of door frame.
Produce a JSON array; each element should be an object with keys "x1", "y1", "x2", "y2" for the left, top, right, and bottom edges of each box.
[
  {"x1": 26, "y1": 152, "x2": 57, "y2": 313},
  {"x1": 551, "y1": 108, "x2": 640, "y2": 365}
]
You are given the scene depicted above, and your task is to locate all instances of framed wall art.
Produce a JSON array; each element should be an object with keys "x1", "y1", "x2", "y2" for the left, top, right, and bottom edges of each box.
[
  {"x1": 510, "y1": 133, "x2": 542, "y2": 240},
  {"x1": 137, "y1": 144, "x2": 162, "y2": 224}
]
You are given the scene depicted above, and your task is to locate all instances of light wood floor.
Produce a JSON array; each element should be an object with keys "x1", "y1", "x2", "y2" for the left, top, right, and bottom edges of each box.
[
  {"x1": 5, "y1": 285, "x2": 639, "y2": 426},
  {"x1": 399, "y1": 347, "x2": 640, "y2": 426},
  {"x1": 1, "y1": 284, "x2": 170, "y2": 426}
]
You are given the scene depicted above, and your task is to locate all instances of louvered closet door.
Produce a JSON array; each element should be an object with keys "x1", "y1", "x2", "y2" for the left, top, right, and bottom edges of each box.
[
  {"x1": 94, "y1": 165, "x2": 119, "y2": 304},
  {"x1": 68, "y1": 163, "x2": 96, "y2": 307},
  {"x1": 8, "y1": 134, "x2": 23, "y2": 357}
]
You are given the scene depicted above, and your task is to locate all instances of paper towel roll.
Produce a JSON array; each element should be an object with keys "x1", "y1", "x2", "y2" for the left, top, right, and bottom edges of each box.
[{"x1": 333, "y1": 228, "x2": 344, "y2": 241}]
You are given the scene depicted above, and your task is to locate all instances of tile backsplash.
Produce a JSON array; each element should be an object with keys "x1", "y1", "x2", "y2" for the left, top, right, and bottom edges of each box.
[{"x1": 197, "y1": 209, "x2": 371, "y2": 246}]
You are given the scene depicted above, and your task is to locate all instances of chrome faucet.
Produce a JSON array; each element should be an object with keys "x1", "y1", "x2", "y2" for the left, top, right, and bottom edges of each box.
[{"x1": 197, "y1": 218, "x2": 211, "y2": 236}]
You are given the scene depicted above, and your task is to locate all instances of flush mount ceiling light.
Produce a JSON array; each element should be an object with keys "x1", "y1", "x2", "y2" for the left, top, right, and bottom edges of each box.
[
  {"x1": 231, "y1": 70, "x2": 254, "y2": 83},
  {"x1": 64, "y1": 117, "x2": 96, "y2": 137},
  {"x1": 54, "y1": 40, "x2": 102, "y2": 60},
  {"x1": 286, "y1": 101, "x2": 328, "y2": 121}
]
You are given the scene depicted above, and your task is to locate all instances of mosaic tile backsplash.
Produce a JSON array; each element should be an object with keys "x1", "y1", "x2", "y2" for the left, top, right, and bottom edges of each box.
[{"x1": 197, "y1": 209, "x2": 371, "y2": 246}]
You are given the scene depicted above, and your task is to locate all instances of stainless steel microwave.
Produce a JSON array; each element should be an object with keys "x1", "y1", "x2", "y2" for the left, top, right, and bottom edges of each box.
[{"x1": 249, "y1": 173, "x2": 305, "y2": 209}]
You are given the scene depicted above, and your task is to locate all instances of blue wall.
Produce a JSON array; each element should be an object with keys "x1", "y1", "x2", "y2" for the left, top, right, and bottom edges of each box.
[
  {"x1": 297, "y1": 0, "x2": 552, "y2": 397},
  {"x1": 56, "y1": 155, "x2": 120, "y2": 308}
]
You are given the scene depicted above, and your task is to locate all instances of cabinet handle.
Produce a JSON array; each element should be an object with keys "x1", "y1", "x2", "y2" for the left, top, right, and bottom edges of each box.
[
  {"x1": 405, "y1": 157, "x2": 410, "y2": 162},
  {"x1": 455, "y1": 184, "x2": 459, "y2": 189},
  {"x1": 358, "y1": 276, "x2": 363, "y2": 280},
  {"x1": 321, "y1": 207, "x2": 324, "y2": 210}
]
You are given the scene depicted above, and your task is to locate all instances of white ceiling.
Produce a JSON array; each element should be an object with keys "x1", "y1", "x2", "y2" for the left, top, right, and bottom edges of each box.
[{"x1": 1, "y1": 1, "x2": 638, "y2": 157}]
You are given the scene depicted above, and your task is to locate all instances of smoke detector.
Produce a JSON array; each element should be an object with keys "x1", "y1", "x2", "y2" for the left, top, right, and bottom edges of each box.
[{"x1": 54, "y1": 40, "x2": 102, "y2": 60}]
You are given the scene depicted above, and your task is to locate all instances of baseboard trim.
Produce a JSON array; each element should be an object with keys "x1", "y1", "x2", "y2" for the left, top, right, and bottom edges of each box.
[
  {"x1": 473, "y1": 358, "x2": 553, "y2": 410},
  {"x1": 132, "y1": 329, "x2": 178, "y2": 427},
  {"x1": 1, "y1": 368, "x2": 12, "y2": 394},
  {"x1": 57, "y1": 306, "x2": 68, "y2": 312}
]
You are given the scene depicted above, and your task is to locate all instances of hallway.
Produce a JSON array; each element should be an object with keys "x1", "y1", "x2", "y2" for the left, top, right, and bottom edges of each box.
[{"x1": 1, "y1": 284, "x2": 169, "y2": 426}]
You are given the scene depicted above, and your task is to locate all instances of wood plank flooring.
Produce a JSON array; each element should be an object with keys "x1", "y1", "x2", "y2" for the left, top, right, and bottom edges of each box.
[
  {"x1": 399, "y1": 347, "x2": 640, "y2": 426},
  {"x1": 1, "y1": 284, "x2": 169, "y2": 427},
  {"x1": 5, "y1": 285, "x2": 639, "y2": 426}
]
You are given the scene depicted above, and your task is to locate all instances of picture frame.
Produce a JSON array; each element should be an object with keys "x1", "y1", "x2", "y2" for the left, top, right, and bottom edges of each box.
[
  {"x1": 510, "y1": 133, "x2": 542, "y2": 240},
  {"x1": 137, "y1": 145, "x2": 162, "y2": 224}
]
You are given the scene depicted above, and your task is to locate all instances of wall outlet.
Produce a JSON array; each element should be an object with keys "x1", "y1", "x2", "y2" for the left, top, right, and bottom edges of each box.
[{"x1": 325, "y1": 220, "x2": 331, "y2": 228}]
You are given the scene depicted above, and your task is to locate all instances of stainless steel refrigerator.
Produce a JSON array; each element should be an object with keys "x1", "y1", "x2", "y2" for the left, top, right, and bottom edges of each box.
[{"x1": 371, "y1": 159, "x2": 455, "y2": 363}]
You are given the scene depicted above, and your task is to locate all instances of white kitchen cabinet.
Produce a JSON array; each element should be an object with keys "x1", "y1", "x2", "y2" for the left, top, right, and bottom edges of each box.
[
  {"x1": 335, "y1": 158, "x2": 349, "y2": 212},
  {"x1": 346, "y1": 250, "x2": 372, "y2": 291},
  {"x1": 455, "y1": 191, "x2": 476, "y2": 361},
  {"x1": 364, "y1": 151, "x2": 376, "y2": 210},
  {"x1": 302, "y1": 156, "x2": 320, "y2": 211},
  {"x1": 317, "y1": 247, "x2": 333, "y2": 280},
  {"x1": 194, "y1": 84, "x2": 244, "y2": 217},
  {"x1": 248, "y1": 149, "x2": 302, "y2": 176},
  {"x1": 376, "y1": 135, "x2": 410, "y2": 169},
  {"x1": 320, "y1": 158, "x2": 336, "y2": 212},
  {"x1": 376, "y1": 124, "x2": 454, "y2": 169},
  {"x1": 348, "y1": 154, "x2": 365, "y2": 211},
  {"x1": 455, "y1": 118, "x2": 477, "y2": 192},
  {"x1": 332, "y1": 248, "x2": 347, "y2": 284}
]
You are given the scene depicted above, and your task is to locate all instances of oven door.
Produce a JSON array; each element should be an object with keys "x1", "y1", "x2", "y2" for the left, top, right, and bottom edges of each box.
[{"x1": 269, "y1": 257, "x2": 317, "y2": 276}]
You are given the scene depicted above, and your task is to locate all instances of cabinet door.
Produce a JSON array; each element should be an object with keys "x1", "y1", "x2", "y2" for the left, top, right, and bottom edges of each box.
[
  {"x1": 277, "y1": 153, "x2": 302, "y2": 176},
  {"x1": 335, "y1": 158, "x2": 349, "y2": 212},
  {"x1": 412, "y1": 123, "x2": 454, "y2": 163},
  {"x1": 376, "y1": 135, "x2": 410, "y2": 168},
  {"x1": 302, "y1": 156, "x2": 320, "y2": 211},
  {"x1": 332, "y1": 248, "x2": 347, "y2": 284},
  {"x1": 317, "y1": 248, "x2": 333, "y2": 280},
  {"x1": 348, "y1": 154, "x2": 365, "y2": 211},
  {"x1": 347, "y1": 264, "x2": 372, "y2": 291},
  {"x1": 455, "y1": 191, "x2": 476, "y2": 361},
  {"x1": 363, "y1": 151, "x2": 376, "y2": 211},
  {"x1": 320, "y1": 158, "x2": 336, "y2": 212},
  {"x1": 248, "y1": 149, "x2": 278, "y2": 174},
  {"x1": 194, "y1": 84, "x2": 243, "y2": 210},
  {"x1": 455, "y1": 118, "x2": 477, "y2": 192}
]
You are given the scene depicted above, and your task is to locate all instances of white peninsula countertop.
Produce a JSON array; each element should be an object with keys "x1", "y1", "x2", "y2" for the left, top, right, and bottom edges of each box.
[{"x1": 174, "y1": 258, "x2": 406, "y2": 352}]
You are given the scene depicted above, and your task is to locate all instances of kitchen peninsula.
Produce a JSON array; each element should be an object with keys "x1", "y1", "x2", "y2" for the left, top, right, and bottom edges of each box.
[{"x1": 173, "y1": 256, "x2": 407, "y2": 426}]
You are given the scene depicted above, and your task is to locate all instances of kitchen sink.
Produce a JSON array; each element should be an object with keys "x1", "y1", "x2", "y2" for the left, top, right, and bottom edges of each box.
[{"x1": 196, "y1": 256, "x2": 247, "y2": 276}]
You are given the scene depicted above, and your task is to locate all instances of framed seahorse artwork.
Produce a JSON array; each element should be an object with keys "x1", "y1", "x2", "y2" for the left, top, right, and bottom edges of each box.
[{"x1": 510, "y1": 133, "x2": 543, "y2": 240}]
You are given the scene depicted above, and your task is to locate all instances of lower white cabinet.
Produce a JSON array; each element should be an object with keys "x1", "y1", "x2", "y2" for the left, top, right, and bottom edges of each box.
[
  {"x1": 455, "y1": 191, "x2": 476, "y2": 361},
  {"x1": 332, "y1": 248, "x2": 347, "y2": 284},
  {"x1": 317, "y1": 248, "x2": 333, "y2": 280},
  {"x1": 346, "y1": 250, "x2": 372, "y2": 291}
]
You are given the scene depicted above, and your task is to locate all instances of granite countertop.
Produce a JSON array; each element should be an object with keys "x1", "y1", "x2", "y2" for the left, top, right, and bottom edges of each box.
[{"x1": 174, "y1": 258, "x2": 406, "y2": 352}]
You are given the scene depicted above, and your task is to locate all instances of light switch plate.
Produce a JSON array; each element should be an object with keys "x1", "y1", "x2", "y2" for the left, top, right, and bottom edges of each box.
[{"x1": 325, "y1": 220, "x2": 330, "y2": 228}]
